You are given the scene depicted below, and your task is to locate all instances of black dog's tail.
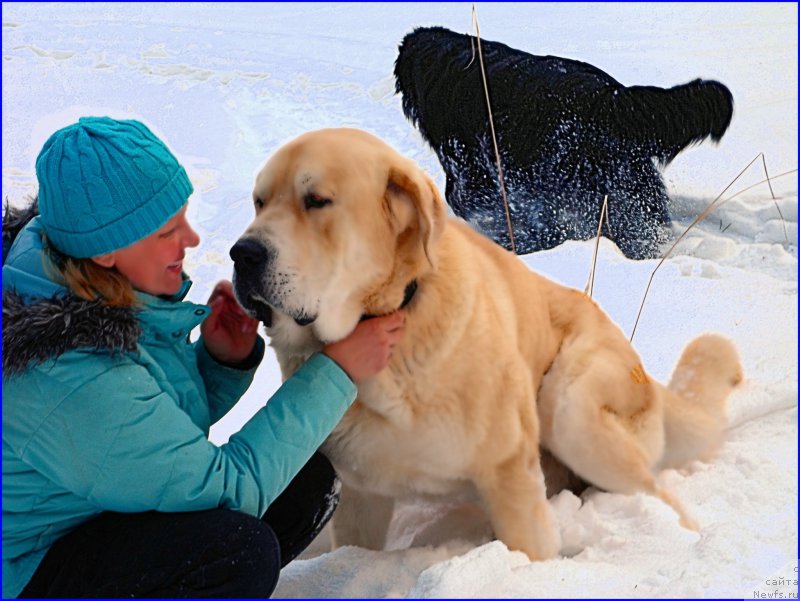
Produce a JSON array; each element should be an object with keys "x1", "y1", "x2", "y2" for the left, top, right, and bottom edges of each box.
[{"x1": 601, "y1": 79, "x2": 734, "y2": 165}]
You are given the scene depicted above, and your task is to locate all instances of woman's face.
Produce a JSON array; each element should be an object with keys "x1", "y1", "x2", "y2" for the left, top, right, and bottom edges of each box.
[{"x1": 93, "y1": 204, "x2": 200, "y2": 296}]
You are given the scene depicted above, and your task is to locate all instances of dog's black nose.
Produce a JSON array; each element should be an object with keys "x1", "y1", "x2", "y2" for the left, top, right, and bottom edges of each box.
[{"x1": 230, "y1": 238, "x2": 269, "y2": 272}]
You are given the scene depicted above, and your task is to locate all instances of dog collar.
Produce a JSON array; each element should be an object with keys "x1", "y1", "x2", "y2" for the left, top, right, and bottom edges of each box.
[{"x1": 361, "y1": 280, "x2": 417, "y2": 321}]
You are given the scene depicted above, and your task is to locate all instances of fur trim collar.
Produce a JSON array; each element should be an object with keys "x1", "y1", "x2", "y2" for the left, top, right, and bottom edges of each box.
[
  {"x1": 3, "y1": 197, "x2": 141, "y2": 375},
  {"x1": 2, "y1": 290, "x2": 141, "y2": 375},
  {"x1": 3, "y1": 197, "x2": 39, "y2": 264}
]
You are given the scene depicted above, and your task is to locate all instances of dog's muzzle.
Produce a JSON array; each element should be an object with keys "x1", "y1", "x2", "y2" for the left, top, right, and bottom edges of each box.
[
  {"x1": 230, "y1": 238, "x2": 270, "y2": 276},
  {"x1": 230, "y1": 238, "x2": 274, "y2": 325},
  {"x1": 229, "y1": 238, "x2": 316, "y2": 328}
]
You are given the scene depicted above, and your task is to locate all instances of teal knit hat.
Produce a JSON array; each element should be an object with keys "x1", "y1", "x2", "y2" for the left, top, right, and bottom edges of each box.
[{"x1": 35, "y1": 116, "x2": 194, "y2": 258}]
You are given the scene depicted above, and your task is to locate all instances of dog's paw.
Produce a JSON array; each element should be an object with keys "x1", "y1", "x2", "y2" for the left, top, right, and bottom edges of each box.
[{"x1": 527, "y1": 501, "x2": 562, "y2": 561}]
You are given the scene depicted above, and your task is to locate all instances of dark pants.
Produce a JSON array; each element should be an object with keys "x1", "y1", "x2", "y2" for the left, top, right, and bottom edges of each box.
[{"x1": 19, "y1": 452, "x2": 338, "y2": 598}]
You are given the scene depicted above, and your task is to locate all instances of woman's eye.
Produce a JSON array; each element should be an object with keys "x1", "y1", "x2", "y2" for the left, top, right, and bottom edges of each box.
[
  {"x1": 159, "y1": 228, "x2": 176, "y2": 239},
  {"x1": 304, "y1": 194, "x2": 332, "y2": 211}
]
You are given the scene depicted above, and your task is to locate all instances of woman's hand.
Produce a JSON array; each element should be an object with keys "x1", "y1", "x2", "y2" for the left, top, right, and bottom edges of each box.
[
  {"x1": 201, "y1": 280, "x2": 260, "y2": 365},
  {"x1": 322, "y1": 311, "x2": 406, "y2": 382}
]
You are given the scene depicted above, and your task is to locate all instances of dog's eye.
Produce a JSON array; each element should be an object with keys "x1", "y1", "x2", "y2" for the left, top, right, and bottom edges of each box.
[
  {"x1": 304, "y1": 193, "x2": 332, "y2": 211},
  {"x1": 254, "y1": 196, "x2": 265, "y2": 210}
]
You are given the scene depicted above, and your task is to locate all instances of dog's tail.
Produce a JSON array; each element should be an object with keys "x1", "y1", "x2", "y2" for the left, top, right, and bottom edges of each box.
[
  {"x1": 659, "y1": 334, "x2": 743, "y2": 469},
  {"x1": 602, "y1": 79, "x2": 734, "y2": 165}
]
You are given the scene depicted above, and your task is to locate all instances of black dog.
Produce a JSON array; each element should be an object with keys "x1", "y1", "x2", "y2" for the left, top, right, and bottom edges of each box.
[{"x1": 394, "y1": 26, "x2": 734, "y2": 259}]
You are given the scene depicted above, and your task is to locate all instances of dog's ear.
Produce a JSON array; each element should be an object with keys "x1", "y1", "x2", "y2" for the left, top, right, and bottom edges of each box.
[{"x1": 385, "y1": 162, "x2": 446, "y2": 269}]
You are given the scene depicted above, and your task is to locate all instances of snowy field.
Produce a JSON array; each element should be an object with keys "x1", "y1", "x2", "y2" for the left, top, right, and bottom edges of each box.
[{"x1": 2, "y1": 2, "x2": 797, "y2": 598}]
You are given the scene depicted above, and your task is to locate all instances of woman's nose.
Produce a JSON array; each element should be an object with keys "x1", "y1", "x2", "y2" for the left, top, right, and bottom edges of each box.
[{"x1": 183, "y1": 225, "x2": 201, "y2": 248}]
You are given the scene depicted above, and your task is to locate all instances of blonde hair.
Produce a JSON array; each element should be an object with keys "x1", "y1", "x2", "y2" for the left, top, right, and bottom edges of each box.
[{"x1": 43, "y1": 236, "x2": 139, "y2": 308}]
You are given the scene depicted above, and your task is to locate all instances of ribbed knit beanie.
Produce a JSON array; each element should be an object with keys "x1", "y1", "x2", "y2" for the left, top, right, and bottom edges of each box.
[{"x1": 35, "y1": 116, "x2": 194, "y2": 258}]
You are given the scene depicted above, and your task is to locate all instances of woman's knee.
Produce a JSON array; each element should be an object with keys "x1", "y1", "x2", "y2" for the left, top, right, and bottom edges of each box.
[
  {"x1": 19, "y1": 509, "x2": 284, "y2": 598},
  {"x1": 187, "y1": 509, "x2": 282, "y2": 597},
  {"x1": 261, "y1": 453, "x2": 341, "y2": 566}
]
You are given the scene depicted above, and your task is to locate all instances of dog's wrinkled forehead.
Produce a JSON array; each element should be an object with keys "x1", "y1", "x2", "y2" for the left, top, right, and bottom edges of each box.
[
  {"x1": 257, "y1": 143, "x2": 361, "y2": 209},
  {"x1": 257, "y1": 129, "x2": 392, "y2": 193},
  {"x1": 255, "y1": 166, "x2": 324, "y2": 202},
  {"x1": 255, "y1": 147, "x2": 318, "y2": 201}
]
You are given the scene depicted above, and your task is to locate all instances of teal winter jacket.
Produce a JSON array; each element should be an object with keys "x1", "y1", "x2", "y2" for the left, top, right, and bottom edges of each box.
[{"x1": 1, "y1": 206, "x2": 357, "y2": 598}]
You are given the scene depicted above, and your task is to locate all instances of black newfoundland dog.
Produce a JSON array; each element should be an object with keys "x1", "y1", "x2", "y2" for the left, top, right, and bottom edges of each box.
[{"x1": 394, "y1": 26, "x2": 734, "y2": 259}]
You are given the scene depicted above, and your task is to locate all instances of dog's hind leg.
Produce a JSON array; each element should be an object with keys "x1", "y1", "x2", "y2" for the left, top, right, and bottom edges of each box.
[
  {"x1": 566, "y1": 431, "x2": 699, "y2": 531},
  {"x1": 603, "y1": 156, "x2": 672, "y2": 260},
  {"x1": 539, "y1": 352, "x2": 698, "y2": 529},
  {"x1": 329, "y1": 481, "x2": 395, "y2": 551},
  {"x1": 596, "y1": 445, "x2": 700, "y2": 531}
]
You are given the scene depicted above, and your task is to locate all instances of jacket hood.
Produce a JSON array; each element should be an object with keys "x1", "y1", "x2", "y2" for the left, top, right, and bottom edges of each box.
[{"x1": 2, "y1": 198, "x2": 141, "y2": 375}]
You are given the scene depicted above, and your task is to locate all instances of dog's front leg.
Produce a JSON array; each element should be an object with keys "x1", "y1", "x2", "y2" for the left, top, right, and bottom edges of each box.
[
  {"x1": 329, "y1": 481, "x2": 395, "y2": 551},
  {"x1": 474, "y1": 449, "x2": 561, "y2": 561}
]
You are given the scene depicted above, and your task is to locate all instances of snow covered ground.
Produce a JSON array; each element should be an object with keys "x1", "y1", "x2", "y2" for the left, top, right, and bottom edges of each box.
[{"x1": 3, "y1": 2, "x2": 797, "y2": 598}]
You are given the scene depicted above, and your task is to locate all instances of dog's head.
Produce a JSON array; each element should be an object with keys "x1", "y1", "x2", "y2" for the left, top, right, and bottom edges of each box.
[{"x1": 231, "y1": 128, "x2": 446, "y2": 343}]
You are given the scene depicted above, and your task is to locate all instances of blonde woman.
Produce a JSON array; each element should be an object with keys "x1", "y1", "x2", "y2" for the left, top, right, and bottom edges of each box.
[{"x1": 2, "y1": 117, "x2": 405, "y2": 598}]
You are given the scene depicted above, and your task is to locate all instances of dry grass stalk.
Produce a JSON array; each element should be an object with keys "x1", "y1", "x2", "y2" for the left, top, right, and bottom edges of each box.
[
  {"x1": 629, "y1": 155, "x2": 797, "y2": 342},
  {"x1": 761, "y1": 154, "x2": 788, "y2": 242},
  {"x1": 470, "y1": 3, "x2": 516, "y2": 254},
  {"x1": 585, "y1": 194, "x2": 609, "y2": 297}
]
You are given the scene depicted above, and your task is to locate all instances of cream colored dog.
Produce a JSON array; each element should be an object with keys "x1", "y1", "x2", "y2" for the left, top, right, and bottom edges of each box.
[{"x1": 231, "y1": 128, "x2": 743, "y2": 561}]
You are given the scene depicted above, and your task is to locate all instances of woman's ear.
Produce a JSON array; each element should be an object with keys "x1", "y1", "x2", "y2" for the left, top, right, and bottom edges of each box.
[{"x1": 90, "y1": 252, "x2": 116, "y2": 268}]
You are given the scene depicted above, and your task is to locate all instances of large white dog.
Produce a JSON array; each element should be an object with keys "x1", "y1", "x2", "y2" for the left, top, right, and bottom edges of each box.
[{"x1": 231, "y1": 128, "x2": 742, "y2": 560}]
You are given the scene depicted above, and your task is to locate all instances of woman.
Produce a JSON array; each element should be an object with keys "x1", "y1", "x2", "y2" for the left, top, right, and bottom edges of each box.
[{"x1": 2, "y1": 116, "x2": 405, "y2": 598}]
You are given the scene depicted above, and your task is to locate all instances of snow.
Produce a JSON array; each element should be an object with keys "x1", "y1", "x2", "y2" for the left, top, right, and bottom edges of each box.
[{"x1": 2, "y1": 2, "x2": 797, "y2": 598}]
